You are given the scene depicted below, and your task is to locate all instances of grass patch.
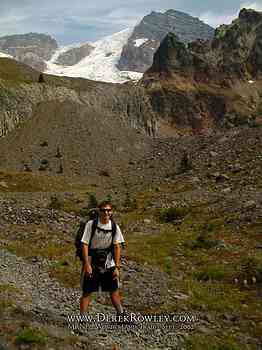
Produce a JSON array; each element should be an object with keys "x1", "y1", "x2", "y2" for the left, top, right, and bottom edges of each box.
[
  {"x1": 185, "y1": 280, "x2": 248, "y2": 312},
  {"x1": 15, "y1": 327, "x2": 47, "y2": 345},
  {"x1": 49, "y1": 259, "x2": 81, "y2": 288},
  {"x1": 126, "y1": 226, "x2": 188, "y2": 273},
  {"x1": 0, "y1": 284, "x2": 19, "y2": 294},
  {"x1": 184, "y1": 221, "x2": 224, "y2": 250},
  {"x1": 0, "y1": 299, "x2": 14, "y2": 312},
  {"x1": 5, "y1": 240, "x2": 73, "y2": 260},
  {"x1": 0, "y1": 169, "x2": 71, "y2": 192},
  {"x1": 182, "y1": 334, "x2": 250, "y2": 350}
]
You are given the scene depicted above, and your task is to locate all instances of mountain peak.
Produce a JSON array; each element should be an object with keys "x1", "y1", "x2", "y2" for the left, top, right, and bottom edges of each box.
[
  {"x1": 239, "y1": 7, "x2": 262, "y2": 22},
  {"x1": 118, "y1": 9, "x2": 214, "y2": 73}
]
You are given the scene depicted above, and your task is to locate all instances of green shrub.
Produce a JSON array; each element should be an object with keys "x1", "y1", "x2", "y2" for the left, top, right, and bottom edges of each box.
[
  {"x1": 159, "y1": 206, "x2": 190, "y2": 223},
  {"x1": 193, "y1": 265, "x2": 227, "y2": 281},
  {"x1": 48, "y1": 195, "x2": 63, "y2": 210},
  {"x1": 185, "y1": 222, "x2": 222, "y2": 249},
  {"x1": 123, "y1": 192, "x2": 137, "y2": 210},
  {"x1": 99, "y1": 170, "x2": 110, "y2": 177},
  {"x1": 185, "y1": 235, "x2": 220, "y2": 249},
  {"x1": 238, "y1": 256, "x2": 262, "y2": 282},
  {"x1": 87, "y1": 193, "x2": 98, "y2": 209},
  {"x1": 178, "y1": 152, "x2": 192, "y2": 173}
]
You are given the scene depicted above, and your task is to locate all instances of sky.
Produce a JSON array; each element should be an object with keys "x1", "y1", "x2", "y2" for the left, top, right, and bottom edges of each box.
[{"x1": 1, "y1": 0, "x2": 262, "y2": 45}]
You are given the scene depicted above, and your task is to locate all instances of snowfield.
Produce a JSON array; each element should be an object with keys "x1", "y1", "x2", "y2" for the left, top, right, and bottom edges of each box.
[
  {"x1": 45, "y1": 29, "x2": 143, "y2": 84},
  {"x1": 0, "y1": 52, "x2": 13, "y2": 58}
]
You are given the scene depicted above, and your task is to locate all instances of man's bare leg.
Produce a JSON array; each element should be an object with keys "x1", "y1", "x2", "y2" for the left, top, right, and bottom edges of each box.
[
  {"x1": 110, "y1": 291, "x2": 123, "y2": 314},
  {"x1": 80, "y1": 294, "x2": 92, "y2": 313}
]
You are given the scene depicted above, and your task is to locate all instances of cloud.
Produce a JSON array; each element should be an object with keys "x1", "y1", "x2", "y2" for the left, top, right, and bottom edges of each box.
[
  {"x1": 240, "y1": 1, "x2": 262, "y2": 11},
  {"x1": 199, "y1": 1, "x2": 262, "y2": 28},
  {"x1": 199, "y1": 12, "x2": 237, "y2": 28},
  {"x1": 1, "y1": 1, "x2": 262, "y2": 43}
]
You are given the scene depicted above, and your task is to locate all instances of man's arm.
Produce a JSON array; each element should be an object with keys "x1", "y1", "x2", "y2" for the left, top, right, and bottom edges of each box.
[
  {"x1": 82, "y1": 243, "x2": 92, "y2": 275},
  {"x1": 114, "y1": 243, "x2": 121, "y2": 267},
  {"x1": 113, "y1": 243, "x2": 121, "y2": 279}
]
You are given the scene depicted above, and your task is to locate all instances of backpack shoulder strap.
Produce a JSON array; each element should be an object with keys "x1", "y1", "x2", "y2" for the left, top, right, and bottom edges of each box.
[
  {"x1": 111, "y1": 220, "x2": 117, "y2": 243},
  {"x1": 90, "y1": 218, "x2": 98, "y2": 246}
]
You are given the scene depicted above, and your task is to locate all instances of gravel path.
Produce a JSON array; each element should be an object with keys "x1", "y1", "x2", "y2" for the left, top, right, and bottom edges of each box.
[{"x1": 0, "y1": 249, "x2": 186, "y2": 350}]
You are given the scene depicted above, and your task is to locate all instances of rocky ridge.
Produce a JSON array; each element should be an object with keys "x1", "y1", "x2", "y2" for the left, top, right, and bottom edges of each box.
[
  {"x1": 118, "y1": 9, "x2": 214, "y2": 73},
  {"x1": 147, "y1": 8, "x2": 262, "y2": 80},
  {"x1": 0, "y1": 33, "x2": 58, "y2": 72},
  {"x1": 142, "y1": 8, "x2": 262, "y2": 136},
  {"x1": 55, "y1": 43, "x2": 95, "y2": 66}
]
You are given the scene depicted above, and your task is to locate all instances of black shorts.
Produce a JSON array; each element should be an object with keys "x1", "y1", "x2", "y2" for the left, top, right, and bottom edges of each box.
[{"x1": 81, "y1": 267, "x2": 119, "y2": 295}]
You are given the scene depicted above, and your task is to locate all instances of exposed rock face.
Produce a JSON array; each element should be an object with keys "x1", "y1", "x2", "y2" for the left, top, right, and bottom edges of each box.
[
  {"x1": 55, "y1": 43, "x2": 95, "y2": 66},
  {"x1": 118, "y1": 9, "x2": 214, "y2": 73},
  {"x1": 209, "y1": 8, "x2": 262, "y2": 79},
  {"x1": 142, "y1": 9, "x2": 262, "y2": 136},
  {"x1": 0, "y1": 33, "x2": 58, "y2": 72},
  {"x1": 148, "y1": 33, "x2": 194, "y2": 75},
  {"x1": 146, "y1": 8, "x2": 262, "y2": 81},
  {"x1": 17, "y1": 52, "x2": 47, "y2": 72}
]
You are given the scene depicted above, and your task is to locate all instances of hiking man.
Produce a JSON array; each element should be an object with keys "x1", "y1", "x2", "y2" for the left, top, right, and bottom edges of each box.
[{"x1": 80, "y1": 201, "x2": 124, "y2": 314}]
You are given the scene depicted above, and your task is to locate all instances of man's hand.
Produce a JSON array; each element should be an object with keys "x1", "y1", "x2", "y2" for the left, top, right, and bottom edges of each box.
[
  {"x1": 83, "y1": 262, "x2": 92, "y2": 276},
  {"x1": 113, "y1": 267, "x2": 120, "y2": 280}
]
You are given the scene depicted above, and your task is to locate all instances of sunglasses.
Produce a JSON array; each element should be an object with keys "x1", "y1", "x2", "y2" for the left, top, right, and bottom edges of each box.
[{"x1": 100, "y1": 208, "x2": 112, "y2": 213}]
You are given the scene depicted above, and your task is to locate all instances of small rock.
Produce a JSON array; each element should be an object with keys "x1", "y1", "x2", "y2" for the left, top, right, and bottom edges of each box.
[
  {"x1": 222, "y1": 187, "x2": 231, "y2": 193},
  {"x1": 244, "y1": 200, "x2": 256, "y2": 209},
  {"x1": 197, "y1": 326, "x2": 211, "y2": 334},
  {"x1": 210, "y1": 151, "x2": 218, "y2": 157},
  {"x1": 215, "y1": 173, "x2": 229, "y2": 182},
  {"x1": 173, "y1": 292, "x2": 190, "y2": 300}
]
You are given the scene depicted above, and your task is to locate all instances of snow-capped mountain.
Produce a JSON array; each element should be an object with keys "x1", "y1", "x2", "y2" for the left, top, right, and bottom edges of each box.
[
  {"x1": 45, "y1": 29, "x2": 143, "y2": 83},
  {"x1": 0, "y1": 9, "x2": 215, "y2": 84}
]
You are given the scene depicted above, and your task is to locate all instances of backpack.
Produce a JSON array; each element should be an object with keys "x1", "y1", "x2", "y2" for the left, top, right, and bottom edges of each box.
[{"x1": 75, "y1": 211, "x2": 117, "y2": 263}]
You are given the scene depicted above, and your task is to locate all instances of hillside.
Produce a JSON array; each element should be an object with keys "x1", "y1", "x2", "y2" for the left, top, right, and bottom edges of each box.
[{"x1": 0, "y1": 126, "x2": 261, "y2": 350}]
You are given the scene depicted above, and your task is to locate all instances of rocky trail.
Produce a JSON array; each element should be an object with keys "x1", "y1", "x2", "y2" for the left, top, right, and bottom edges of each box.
[{"x1": 0, "y1": 246, "x2": 195, "y2": 350}]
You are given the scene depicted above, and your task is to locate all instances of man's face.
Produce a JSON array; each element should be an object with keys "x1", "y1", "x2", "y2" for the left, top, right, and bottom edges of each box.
[{"x1": 99, "y1": 205, "x2": 112, "y2": 221}]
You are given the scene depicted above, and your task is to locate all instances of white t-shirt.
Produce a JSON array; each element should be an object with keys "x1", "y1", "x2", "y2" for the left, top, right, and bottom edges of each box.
[{"x1": 81, "y1": 219, "x2": 124, "y2": 268}]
